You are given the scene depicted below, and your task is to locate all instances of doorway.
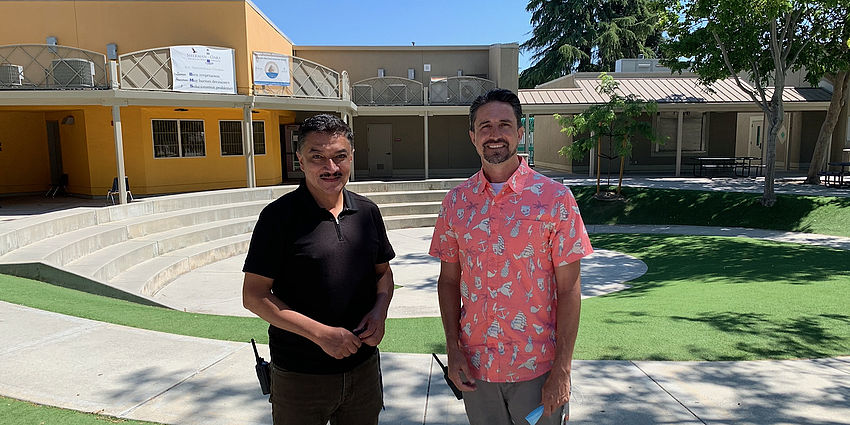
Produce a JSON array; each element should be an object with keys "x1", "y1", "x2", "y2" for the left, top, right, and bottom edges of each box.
[
  {"x1": 748, "y1": 117, "x2": 764, "y2": 158},
  {"x1": 367, "y1": 124, "x2": 392, "y2": 178},
  {"x1": 45, "y1": 120, "x2": 63, "y2": 186}
]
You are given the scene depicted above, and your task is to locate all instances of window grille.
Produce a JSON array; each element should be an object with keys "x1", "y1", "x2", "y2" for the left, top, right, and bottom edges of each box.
[
  {"x1": 220, "y1": 121, "x2": 243, "y2": 156},
  {"x1": 152, "y1": 119, "x2": 206, "y2": 158},
  {"x1": 219, "y1": 121, "x2": 265, "y2": 156}
]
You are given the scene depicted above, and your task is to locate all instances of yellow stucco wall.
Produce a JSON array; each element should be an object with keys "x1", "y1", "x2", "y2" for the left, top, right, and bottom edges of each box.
[
  {"x1": 0, "y1": 1, "x2": 294, "y2": 95},
  {"x1": 0, "y1": 111, "x2": 50, "y2": 194}
]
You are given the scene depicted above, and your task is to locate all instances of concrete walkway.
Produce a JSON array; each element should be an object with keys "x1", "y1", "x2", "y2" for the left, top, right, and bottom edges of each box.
[
  {"x1": 2, "y1": 176, "x2": 850, "y2": 424},
  {"x1": 2, "y1": 223, "x2": 850, "y2": 424}
]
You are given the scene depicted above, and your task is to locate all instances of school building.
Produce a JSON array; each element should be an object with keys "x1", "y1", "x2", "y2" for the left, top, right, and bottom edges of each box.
[{"x1": 0, "y1": 0, "x2": 518, "y2": 201}]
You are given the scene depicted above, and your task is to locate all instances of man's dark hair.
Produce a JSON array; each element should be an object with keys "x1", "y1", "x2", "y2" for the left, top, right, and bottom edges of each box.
[
  {"x1": 468, "y1": 88, "x2": 523, "y2": 131},
  {"x1": 297, "y1": 114, "x2": 354, "y2": 151}
]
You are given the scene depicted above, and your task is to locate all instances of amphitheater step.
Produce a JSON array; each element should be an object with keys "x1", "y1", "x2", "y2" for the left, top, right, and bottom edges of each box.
[
  {"x1": 379, "y1": 201, "x2": 442, "y2": 217},
  {"x1": 108, "y1": 233, "x2": 251, "y2": 297},
  {"x1": 384, "y1": 214, "x2": 438, "y2": 230},
  {"x1": 361, "y1": 190, "x2": 449, "y2": 204}
]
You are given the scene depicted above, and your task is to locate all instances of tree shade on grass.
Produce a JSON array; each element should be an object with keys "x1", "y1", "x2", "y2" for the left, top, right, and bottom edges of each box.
[
  {"x1": 573, "y1": 187, "x2": 850, "y2": 237},
  {"x1": 2, "y1": 234, "x2": 848, "y2": 361},
  {"x1": 0, "y1": 395, "x2": 163, "y2": 425}
]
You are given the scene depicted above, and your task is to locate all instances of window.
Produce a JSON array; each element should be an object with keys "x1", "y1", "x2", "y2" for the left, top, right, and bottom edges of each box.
[
  {"x1": 219, "y1": 121, "x2": 265, "y2": 156},
  {"x1": 152, "y1": 119, "x2": 206, "y2": 158},
  {"x1": 654, "y1": 112, "x2": 707, "y2": 154}
]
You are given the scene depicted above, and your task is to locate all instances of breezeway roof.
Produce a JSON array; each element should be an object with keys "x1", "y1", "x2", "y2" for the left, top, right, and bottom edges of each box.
[{"x1": 519, "y1": 75, "x2": 832, "y2": 113}]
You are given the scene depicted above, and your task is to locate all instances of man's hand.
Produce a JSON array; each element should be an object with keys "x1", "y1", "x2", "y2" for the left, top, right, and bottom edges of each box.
[
  {"x1": 315, "y1": 325, "x2": 362, "y2": 359},
  {"x1": 541, "y1": 368, "x2": 570, "y2": 418},
  {"x1": 354, "y1": 307, "x2": 387, "y2": 346},
  {"x1": 446, "y1": 344, "x2": 477, "y2": 391}
]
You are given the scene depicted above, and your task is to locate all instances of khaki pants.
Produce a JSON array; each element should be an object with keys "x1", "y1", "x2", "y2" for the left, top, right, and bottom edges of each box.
[
  {"x1": 462, "y1": 372, "x2": 567, "y2": 425},
  {"x1": 269, "y1": 352, "x2": 382, "y2": 425}
]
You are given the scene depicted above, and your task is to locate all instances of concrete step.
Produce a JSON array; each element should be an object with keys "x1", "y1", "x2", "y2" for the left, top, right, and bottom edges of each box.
[
  {"x1": 362, "y1": 190, "x2": 449, "y2": 204},
  {"x1": 379, "y1": 201, "x2": 442, "y2": 217},
  {"x1": 0, "y1": 209, "x2": 100, "y2": 257},
  {"x1": 0, "y1": 223, "x2": 129, "y2": 266},
  {"x1": 109, "y1": 234, "x2": 251, "y2": 296},
  {"x1": 66, "y1": 217, "x2": 257, "y2": 282},
  {"x1": 384, "y1": 214, "x2": 438, "y2": 230}
]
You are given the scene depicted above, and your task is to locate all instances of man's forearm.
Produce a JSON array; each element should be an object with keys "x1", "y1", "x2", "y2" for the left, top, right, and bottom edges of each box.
[
  {"x1": 372, "y1": 264, "x2": 394, "y2": 316},
  {"x1": 244, "y1": 287, "x2": 329, "y2": 342}
]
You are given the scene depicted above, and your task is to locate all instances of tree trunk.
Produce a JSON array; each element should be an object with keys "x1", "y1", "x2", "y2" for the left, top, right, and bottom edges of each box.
[
  {"x1": 596, "y1": 135, "x2": 602, "y2": 194},
  {"x1": 617, "y1": 135, "x2": 627, "y2": 195},
  {"x1": 762, "y1": 96, "x2": 784, "y2": 207},
  {"x1": 805, "y1": 71, "x2": 849, "y2": 184}
]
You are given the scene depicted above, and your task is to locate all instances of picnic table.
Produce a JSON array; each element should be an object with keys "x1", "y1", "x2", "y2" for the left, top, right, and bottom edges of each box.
[
  {"x1": 691, "y1": 157, "x2": 762, "y2": 178},
  {"x1": 821, "y1": 162, "x2": 850, "y2": 187}
]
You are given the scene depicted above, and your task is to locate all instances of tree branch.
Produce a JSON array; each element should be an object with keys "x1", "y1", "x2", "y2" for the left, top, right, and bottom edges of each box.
[{"x1": 713, "y1": 29, "x2": 765, "y2": 110}]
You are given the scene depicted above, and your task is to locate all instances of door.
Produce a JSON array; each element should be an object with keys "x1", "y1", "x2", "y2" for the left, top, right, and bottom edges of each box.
[
  {"x1": 45, "y1": 121, "x2": 63, "y2": 185},
  {"x1": 367, "y1": 124, "x2": 392, "y2": 178},
  {"x1": 748, "y1": 117, "x2": 764, "y2": 158}
]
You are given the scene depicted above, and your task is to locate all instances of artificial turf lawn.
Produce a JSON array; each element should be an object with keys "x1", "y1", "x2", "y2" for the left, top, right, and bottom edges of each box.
[
  {"x1": 0, "y1": 395, "x2": 162, "y2": 425},
  {"x1": 573, "y1": 186, "x2": 850, "y2": 237},
  {"x1": 2, "y1": 234, "x2": 848, "y2": 361}
]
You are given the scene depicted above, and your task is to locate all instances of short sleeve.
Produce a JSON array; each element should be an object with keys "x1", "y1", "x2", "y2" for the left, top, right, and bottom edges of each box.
[
  {"x1": 371, "y1": 206, "x2": 395, "y2": 264},
  {"x1": 242, "y1": 207, "x2": 283, "y2": 279},
  {"x1": 429, "y1": 191, "x2": 459, "y2": 263},
  {"x1": 551, "y1": 188, "x2": 593, "y2": 267}
]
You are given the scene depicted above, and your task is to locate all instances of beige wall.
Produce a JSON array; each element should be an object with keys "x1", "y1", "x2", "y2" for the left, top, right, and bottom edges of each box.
[
  {"x1": 489, "y1": 44, "x2": 519, "y2": 92},
  {"x1": 531, "y1": 113, "x2": 573, "y2": 172},
  {"x1": 294, "y1": 47, "x2": 492, "y2": 87}
]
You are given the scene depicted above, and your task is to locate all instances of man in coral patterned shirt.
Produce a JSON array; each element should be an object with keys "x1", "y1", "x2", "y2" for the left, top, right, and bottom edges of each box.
[{"x1": 430, "y1": 89, "x2": 592, "y2": 425}]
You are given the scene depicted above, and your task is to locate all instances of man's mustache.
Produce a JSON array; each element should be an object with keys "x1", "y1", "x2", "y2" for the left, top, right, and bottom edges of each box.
[
  {"x1": 484, "y1": 138, "x2": 508, "y2": 146},
  {"x1": 320, "y1": 172, "x2": 344, "y2": 178}
]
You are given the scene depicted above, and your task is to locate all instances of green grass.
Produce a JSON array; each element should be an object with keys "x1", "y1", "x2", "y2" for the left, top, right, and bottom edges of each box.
[
  {"x1": 573, "y1": 186, "x2": 850, "y2": 237},
  {"x1": 0, "y1": 396, "x2": 162, "y2": 425},
  {"x1": 2, "y1": 235, "x2": 848, "y2": 361}
]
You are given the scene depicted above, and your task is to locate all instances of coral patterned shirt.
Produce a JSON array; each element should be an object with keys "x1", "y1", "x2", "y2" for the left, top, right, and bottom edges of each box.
[{"x1": 429, "y1": 159, "x2": 593, "y2": 383}]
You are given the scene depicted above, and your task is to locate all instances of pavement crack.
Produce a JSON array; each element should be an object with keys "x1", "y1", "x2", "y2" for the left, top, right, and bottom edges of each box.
[{"x1": 631, "y1": 361, "x2": 708, "y2": 425}]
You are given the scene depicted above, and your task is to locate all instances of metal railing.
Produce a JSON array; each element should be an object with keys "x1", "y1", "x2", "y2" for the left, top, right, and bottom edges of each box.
[
  {"x1": 341, "y1": 70, "x2": 350, "y2": 101},
  {"x1": 119, "y1": 47, "x2": 173, "y2": 90},
  {"x1": 254, "y1": 56, "x2": 340, "y2": 99},
  {"x1": 429, "y1": 76, "x2": 495, "y2": 105},
  {"x1": 0, "y1": 44, "x2": 110, "y2": 89},
  {"x1": 351, "y1": 77, "x2": 424, "y2": 106}
]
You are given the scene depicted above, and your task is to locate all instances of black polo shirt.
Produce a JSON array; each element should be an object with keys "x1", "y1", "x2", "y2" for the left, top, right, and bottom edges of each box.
[{"x1": 243, "y1": 181, "x2": 395, "y2": 374}]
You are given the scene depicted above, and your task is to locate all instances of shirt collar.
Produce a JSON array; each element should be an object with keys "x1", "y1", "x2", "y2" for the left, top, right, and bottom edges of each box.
[
  {"x1": 296, "y1": 179, "x2": 358, "y2": 214},
  {"x1": 475, "y1": 156, "x2": 534, "y2": 196}
]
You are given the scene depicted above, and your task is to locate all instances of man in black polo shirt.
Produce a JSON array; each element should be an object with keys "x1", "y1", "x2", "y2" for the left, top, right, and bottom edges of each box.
[{"x1": 242, "y1": 114, "x2": 395, "y2": 425}]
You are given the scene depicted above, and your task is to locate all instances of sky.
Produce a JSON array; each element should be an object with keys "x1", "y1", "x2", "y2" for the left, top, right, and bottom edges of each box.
[{"x1": 250, "y1": 0, "x2": 536, "y2": 71}]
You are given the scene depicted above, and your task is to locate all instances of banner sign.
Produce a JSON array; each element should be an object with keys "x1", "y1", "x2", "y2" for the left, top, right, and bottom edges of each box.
[
  {"x1": 170, "y1": 46, "x2": 236, "y2": 94},
  {"x1": 252, "y1": 52, "x2": 291, "y2": 86}
]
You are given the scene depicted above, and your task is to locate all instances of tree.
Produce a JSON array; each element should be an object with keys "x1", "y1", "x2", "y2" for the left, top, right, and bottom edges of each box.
[
  {"x1": 803, "y1": 5, "x2": 850, "y2": 184},
  {"x1": 520, "y1": 0, "x2": 664, "y2": 88},
  {"x1": 661, "y1": 0, "x2": 829, "y2": 206},
  {"x1": 556, "y1": 73, "x2": 658, "y2": 197}
]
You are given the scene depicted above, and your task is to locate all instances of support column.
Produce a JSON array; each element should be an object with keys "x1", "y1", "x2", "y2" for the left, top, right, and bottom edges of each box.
[
  {"x1": 589, "y1": 131, "x2": 596, "y2": 178},
  {"x1": 676, "y1": 110, "x2": 684, "y2": 177},
  {"x1": 111, "y1": 105, "x2": 128, "y2": 204},
  {"x1": 345, "y1": 112, "x2": 355, "y2": 182},
  {"x1": 424, "y1": 112, "x2": 430, "y2": 180},
  {"x1": 242, "y1": 100, "x2": 256, "y2": 188}
]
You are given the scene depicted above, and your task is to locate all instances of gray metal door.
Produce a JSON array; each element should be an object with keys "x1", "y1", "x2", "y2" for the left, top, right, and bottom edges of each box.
[
  {"x1": 367, "y1": 124, "x2": 392, "y2": 178},
  {"x1": 45, "y1": 120, "x2": 63, "y2": 185}
]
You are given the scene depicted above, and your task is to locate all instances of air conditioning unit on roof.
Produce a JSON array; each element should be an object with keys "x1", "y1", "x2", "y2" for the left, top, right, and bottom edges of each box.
[
  {"x1": 0, "y1": 64, "x2": 23, "y2": 86},
  {"x1": 51, "y1": 58, "x2": 95, "y2": 88}
]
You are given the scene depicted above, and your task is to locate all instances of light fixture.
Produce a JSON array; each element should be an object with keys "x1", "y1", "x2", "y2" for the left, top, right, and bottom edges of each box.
[
  {"x1": 174, "y1": 108, "x2": 188, "y2": 112},
  {"x1": 60, "y1": 115, "x2": 75, "y2": 125}
]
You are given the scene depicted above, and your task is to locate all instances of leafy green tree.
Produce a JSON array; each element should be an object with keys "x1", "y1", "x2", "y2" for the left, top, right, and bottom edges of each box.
[
  {"x1": 802, "y1": 5, "x2": 850, "y2": 184},
  {"x1": 661, "y1": 0, "x2": 831, "y2": 206},
  {"x1": 556, "y1": 73, "x2": 659, "y2": 197},
  {"x1": 520, "y1": 0, "x2": 664, "y2": 88}
]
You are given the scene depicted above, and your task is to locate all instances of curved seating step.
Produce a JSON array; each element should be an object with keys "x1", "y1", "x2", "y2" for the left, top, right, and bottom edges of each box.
[
  {"x1": 384, "y1": 214, "x2": 439, "y2": 230},
  {"x1": 109, "y1": 233, "x2": 251, "y2": 297},
  {"x1": 378, "y1": 201, "x2": 442, "y2": 217},
  {"x1": 66, "y1": 216, "x2": 257, "y2": 282}
]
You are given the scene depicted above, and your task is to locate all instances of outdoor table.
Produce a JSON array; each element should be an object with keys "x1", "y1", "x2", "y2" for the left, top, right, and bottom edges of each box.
[
  {"x1": 693, "y1": 157, "x2": 737, "y2": 177},
  {"x1": 825, "y1": 162, "x2": 850, "y2": 187},
  {"x1": 734, "y1": 156, "x2": 762, "y2": 177}
]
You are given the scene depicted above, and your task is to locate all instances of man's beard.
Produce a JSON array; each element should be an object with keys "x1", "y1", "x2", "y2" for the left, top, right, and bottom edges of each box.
[{"x1": 482, "y1": 140, "x2": 516, "y2": 165}]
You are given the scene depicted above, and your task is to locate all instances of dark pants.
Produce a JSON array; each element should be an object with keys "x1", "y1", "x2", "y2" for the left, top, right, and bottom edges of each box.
[{"x1": 269, "y1": 352, "x2": 382, "y2": 425}]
